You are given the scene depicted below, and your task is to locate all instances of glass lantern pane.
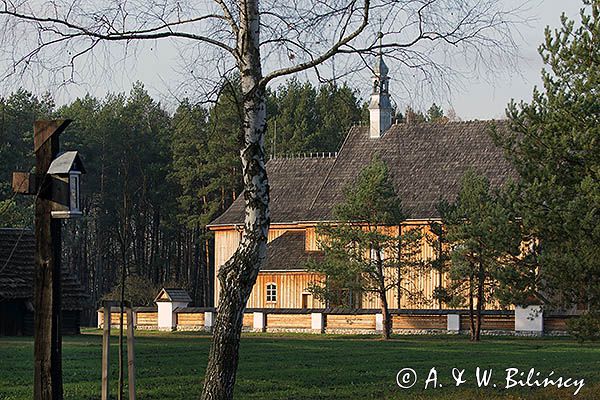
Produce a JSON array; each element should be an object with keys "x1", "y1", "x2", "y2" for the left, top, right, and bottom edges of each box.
[{"x1": 70, "y1": 174, "x2": 79, "y2": 211}]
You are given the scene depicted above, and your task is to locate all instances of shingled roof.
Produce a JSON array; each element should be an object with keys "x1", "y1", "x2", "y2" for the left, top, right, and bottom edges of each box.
[
  {"x1": 0, "y1": 228, "x2": 87, "y2": 310},
  {"x1": 261, "y1": 230, "x2": 322, "y2": 271},
  {"x1": 210, "y1": 157, "x2": 337, "y2": 226},
  {"x1": 209, "y1": 120, "x2": 515, "y2": 226},
  {"x1": 154, "y1": 288, "x2": 192, "y2": 303}
]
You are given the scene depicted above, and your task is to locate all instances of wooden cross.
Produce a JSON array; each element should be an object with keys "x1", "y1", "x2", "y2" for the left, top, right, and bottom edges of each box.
[{"x1": 12, "y1": 120, "x2": 71, "y2": 400}]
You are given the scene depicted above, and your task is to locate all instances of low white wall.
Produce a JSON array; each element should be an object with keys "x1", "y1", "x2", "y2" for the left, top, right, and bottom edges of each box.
[
  {"x1": 447, "y1": 314, "x2": 460, "y2": 332},
  {"x1": 311, "y1": 313, "x2": 324, "y2": 333},
  {"x1": 253, "y1": 312, "x2": 266, "y2": 332},
  {"x1": 515, "y1": 306, "x2": 543, "y2": 334},
  {"x1": 157, "y1": 301, "x2": 189, "y2": 330}
]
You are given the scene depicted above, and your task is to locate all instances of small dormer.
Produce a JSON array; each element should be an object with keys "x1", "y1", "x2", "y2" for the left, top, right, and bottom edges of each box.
[{"x1": 368, "y1": 54, "x2": 393, "y2": 138}]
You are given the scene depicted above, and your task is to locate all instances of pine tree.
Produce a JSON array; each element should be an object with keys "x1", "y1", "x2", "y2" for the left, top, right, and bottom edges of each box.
[
  {"x1": 265, "y1": 79, "x2": 362, "y2": 156},
  {"x1": 426, "y1": 103, "x2": 446, "y2": 123},
  {"x1": 307, "y1": 157, "x2": 421, "y2": 339},
  {"x1": 494, "y1": 1, "x2": 600, "y2": 314},
  {"x1": 439, "y1": 170, "x2": 522, "y2": 341}
]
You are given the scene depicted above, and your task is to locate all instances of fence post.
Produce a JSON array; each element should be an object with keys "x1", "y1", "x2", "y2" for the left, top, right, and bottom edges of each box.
[
  {"x1": 126, "y1": 308, "x2": 136, "y2": 400},
  {"x1": 253, "y1": 312, "x2": 266, "y2": 332},
  {"x1": 447, "y1": 314, "x2": 460, "y2": 333},
  {"x1": 375, "y1": 313, "x2": 384, "y2": 332},
  {"x1": 101, "y1": 301, "x2": 116, "y2": 400},
  {"x1": 204, "y1": 311, "x2": 215, "y2": 331},
  {"x1": 515, "y1": 306, "x2": 543, "y2": 335},
  {"x1": 311, "y1": 312, "x2": 324, "y2": 334}
]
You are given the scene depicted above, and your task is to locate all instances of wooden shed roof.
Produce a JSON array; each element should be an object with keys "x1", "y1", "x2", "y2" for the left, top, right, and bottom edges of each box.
[
  {"x1": 154, "y1": 288, "x2": 192, "y2": 303},
  {"x1": 209, "y1": 120, "x2": 515, "y2": 226},
  {"x1": 261, "y1": 231, "x2": 321, "y2": 271},
  {"x1": 0, "y1": 228, "x2": 87, "y2": 310}
]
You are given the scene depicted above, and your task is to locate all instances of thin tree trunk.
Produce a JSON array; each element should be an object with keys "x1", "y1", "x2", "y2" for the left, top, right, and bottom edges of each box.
[
  {"x1": 437, "y1": 232, "x2": 444, "y2": 310},
  {"x1": 193, "y1": 224, "x2": 200, "y2": 305},
  {"x1": 376, "y1": 249, "x2": 391, "y2": 340},
  {"x1": 396, "y1": 225, "x2": 402, "y2": 309},
  {"x1": 200, "y1": 1, "x2": 269, "y2": 397},
  {"x1": 468, "y1": 273, "x2": 476, "y2": 341},
  {"x1": 475, "y1": 262, "x2": 485, "y2": 342},
  {"x1": 380, "y1": 292, "x2": 392, "y2": 340}
]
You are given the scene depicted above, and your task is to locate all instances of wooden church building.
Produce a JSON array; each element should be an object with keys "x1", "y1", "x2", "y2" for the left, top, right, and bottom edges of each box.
[{"x1": 208, "y1": 55, "x2": 514, "y2": 310}]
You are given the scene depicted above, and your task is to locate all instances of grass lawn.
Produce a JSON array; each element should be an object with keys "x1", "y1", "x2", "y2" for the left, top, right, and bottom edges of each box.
[{"x1": 0, "y1": 331, "x2": 599, "y2": 399}]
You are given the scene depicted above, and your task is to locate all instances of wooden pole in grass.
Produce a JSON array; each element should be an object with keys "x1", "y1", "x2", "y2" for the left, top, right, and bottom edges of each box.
[
  {"x1": 101, "y1": 302, "x2": 113, "y2": 400},
  {"x1": 126, "y1": 307, "x2": 136, "y2": 400},
  {"x1": 31, "y1": 120, "x2": 71, "y2": 400}
]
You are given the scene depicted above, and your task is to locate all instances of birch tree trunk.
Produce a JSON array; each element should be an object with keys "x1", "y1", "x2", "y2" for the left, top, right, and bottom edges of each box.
[{"x1": 200, "y1": 1, "x2": 270, "y2": 398}]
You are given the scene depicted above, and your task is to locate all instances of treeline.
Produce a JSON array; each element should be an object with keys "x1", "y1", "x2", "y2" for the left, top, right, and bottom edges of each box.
[{"x1": 0, "y1": 78, "x2": 365, "y2": 321}]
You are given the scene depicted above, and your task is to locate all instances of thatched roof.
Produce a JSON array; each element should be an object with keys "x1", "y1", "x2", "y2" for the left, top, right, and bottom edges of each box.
[
  {"x1": 261, "y1": 230, "x2": 321, "y2": 271},
  {"x1": 0, "y1": 228, "x2": 87, "y2": 310},
  {"x1": 209, "y1": 120, "x2": 515, "y2": 226}
]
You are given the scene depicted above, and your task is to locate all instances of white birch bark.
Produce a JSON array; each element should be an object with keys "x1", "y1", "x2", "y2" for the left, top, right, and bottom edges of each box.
[{"x1": 201, "y1": 1, "x2": 270, "y2": 398}]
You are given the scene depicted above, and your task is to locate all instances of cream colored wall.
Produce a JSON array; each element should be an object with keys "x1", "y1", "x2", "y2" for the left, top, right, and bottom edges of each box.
[
  {"x1": 212, "y1": 222, "x2": 507, "y2": 310},
  {"x1": 248, "y1": 272, "x2": 325, "y2": 308},
  {"x1": 213, "y1": 229, "x2": 241, "y2": 304},
  {"x1": 213, "y1": 227, "x2": 295, "y2": 304}
]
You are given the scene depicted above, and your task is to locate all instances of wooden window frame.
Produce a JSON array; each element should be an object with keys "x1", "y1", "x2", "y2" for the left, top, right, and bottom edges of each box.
[{"x1": 266, "y1": 283, "x2": 277, "y2": 303}]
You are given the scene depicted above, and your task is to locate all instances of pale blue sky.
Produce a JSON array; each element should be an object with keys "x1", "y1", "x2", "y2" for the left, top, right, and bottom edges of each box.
[
  {"x1": 448, "y1": 1, "x2": 582, "y2": 120},
  {"x1": 6, "y1": 1, "x2": 583, "y2": 121}
]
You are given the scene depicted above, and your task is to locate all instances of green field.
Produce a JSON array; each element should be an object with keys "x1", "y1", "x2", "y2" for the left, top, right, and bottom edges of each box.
[{"x1": 1, "y1": 331, "x2": 599, "y2": 399}]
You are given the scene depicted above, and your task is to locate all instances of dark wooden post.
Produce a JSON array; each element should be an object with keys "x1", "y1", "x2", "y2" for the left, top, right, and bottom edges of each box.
[{"x1": 32, "y1": 120, "x2": 71, "y2": 400}]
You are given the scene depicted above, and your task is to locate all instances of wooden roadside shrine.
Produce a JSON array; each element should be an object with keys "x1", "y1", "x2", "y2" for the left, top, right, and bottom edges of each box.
[
  {"x1": 13, "y1": 120, "x2": 137, "y2": 399},
  {"x1": 12, "y1": 120, "x2": 86, "y2": 400}
]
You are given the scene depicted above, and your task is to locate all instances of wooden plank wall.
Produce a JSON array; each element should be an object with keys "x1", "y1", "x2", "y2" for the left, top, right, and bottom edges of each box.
[
  {"x1": 98, "y1": 312, "x2": 129, "y2": 328},
  {"x1": 213, "y1": 223, "x2": 515, "y2": 312},
  {"x1": 213, "y1": 230, "x2": 241, "y2": 304},
  {"x1": 96, "y1": 308, "x2": 580, "y2": 334},
  {"x1": 392, "y1": 314, "x2": 446, "y2": 330},
  {"x1": 267, "y1": 314, "x2": 312, "y2": 329},
  {"x1": 177, "y1": 312, "x2": 205, "y2": 327},
  {"x1": 305, "y1": 227, "x2": 317, "y2": 251},
  {"x1": 327, "y1": 314, "x2": 376, "y2": 330},
  {"x1": 136, "y1": 312, "x2": 158, "y2": 327},
  {"x1": 544, "y1": 316, "x2": 572, "y2": 332},
  {"x1": 110, "y1": 312, "x2": 129, "y2": 327},
  {"x1": 214, "y1": 228, "x2": 291, "y2": 304},
  {"x1": 98, "y1": 311, "x2": 158, "y2": 328},
  {"x1": 242, "y1": 313, "x2": 254, "y2": 328},
  {"x1": 247, "y1": 272, "x2": 325, "y2": 308},
  {"x1": 460, "y1": 314, "x2": 514, "y2": 331}
]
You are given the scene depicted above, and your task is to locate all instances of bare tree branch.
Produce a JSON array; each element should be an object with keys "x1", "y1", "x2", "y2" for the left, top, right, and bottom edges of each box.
[
  {"x1": 260, "y1": 0, "x2": 370, "y2": 86},
  {"x1": 0, "y1": 1, "x2": 236, "y2": 54}
]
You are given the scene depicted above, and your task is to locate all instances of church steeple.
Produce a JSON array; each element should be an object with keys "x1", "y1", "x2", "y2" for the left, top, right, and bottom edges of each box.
[{"x1": 368, "y1": 42, "x2": 393, "y2": 138}]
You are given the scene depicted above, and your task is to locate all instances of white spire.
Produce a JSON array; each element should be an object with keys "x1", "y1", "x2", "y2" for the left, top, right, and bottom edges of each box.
[{"x1": 368, "y1": 46, "x2": 393, "y2": 138}]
